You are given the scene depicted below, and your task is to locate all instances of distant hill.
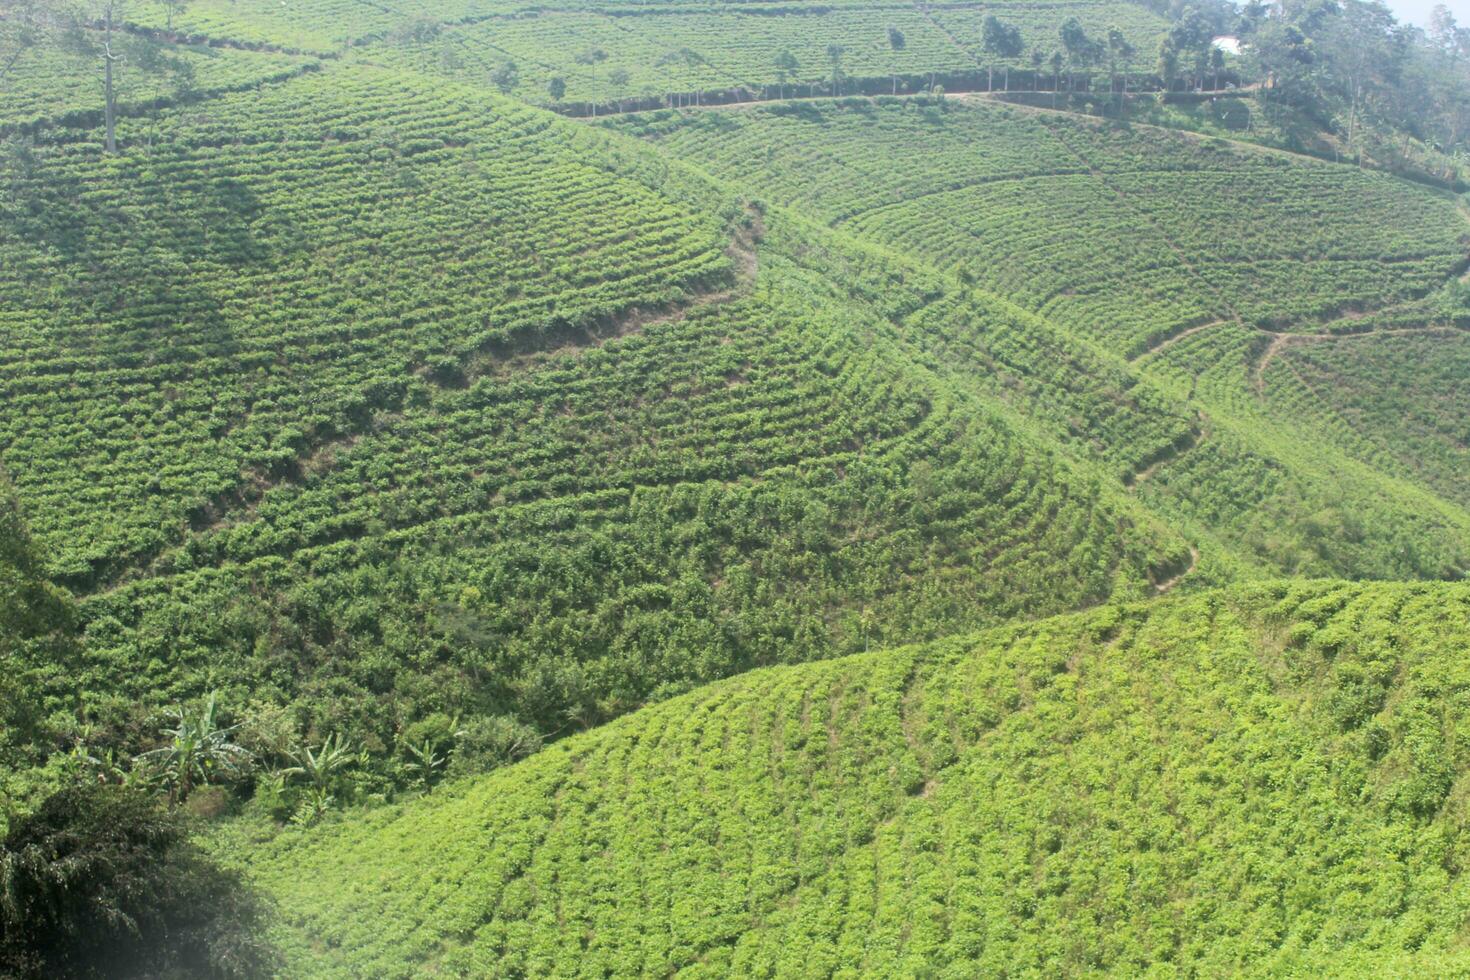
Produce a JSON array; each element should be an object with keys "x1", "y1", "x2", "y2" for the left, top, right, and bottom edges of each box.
[{"x1": 228, "y1": 579, "x2": 1470, "y2": 976}]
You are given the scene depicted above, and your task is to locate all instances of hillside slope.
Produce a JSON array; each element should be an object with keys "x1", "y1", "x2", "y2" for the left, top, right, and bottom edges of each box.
[
  {"x1": 611, "y1": 98, "x2": 1470, "y2": 580},
  {"x1": 3, "y1": 64, "x2": 1195, "y2": 756},
  {"x1": 231, "y1": 580, "x2": 1470, "y2": 976}
]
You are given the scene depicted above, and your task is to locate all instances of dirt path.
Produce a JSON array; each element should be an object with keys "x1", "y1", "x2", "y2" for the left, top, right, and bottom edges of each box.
[
  {"x1": 1127, "y1": 426, "x2": 1207, "y2": 489},
  {"x1": 1253, "y1": 323, "x2": 1465, "y2": 395},
  {"x1": 1131, "y1": 319, "x2": 1229, "y2": 362},
  {"x1": 1154, "y1": 546, "x2": 1199, "y2": 594}
]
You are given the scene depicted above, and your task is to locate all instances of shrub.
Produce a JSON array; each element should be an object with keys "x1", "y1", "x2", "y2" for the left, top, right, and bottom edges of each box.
[{"x1": 0, "y1": 784, "x2": 276, "y2": 979}]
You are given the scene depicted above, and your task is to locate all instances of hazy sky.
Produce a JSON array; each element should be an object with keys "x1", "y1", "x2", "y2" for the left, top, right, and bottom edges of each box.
[{"x1": 1383, "y1": 0, "x2": 1459, "y2": 30}]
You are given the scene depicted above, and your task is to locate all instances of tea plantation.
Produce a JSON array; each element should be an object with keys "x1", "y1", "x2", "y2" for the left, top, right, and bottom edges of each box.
[
  {"x1": 612, "y1": 98, "x2": 1470, "y2": 580},
  {"x1": 4, "y1": 0, "x2": 1470, "y2": 972},
  {"x1": 229, "y1": 580, "x2": 1470, "y2": 976}
]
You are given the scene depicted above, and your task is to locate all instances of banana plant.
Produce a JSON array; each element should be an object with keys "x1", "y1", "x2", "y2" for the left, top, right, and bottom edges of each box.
[
  {"x1": 135, "y1": 694, "x2": 251, "y2": 805},
  {"x1": 403, "y1": 739, "x2": 446, "y2": 791},
  {"x1": 281, "y1": 733, "x2": 354, "y2": 792}
]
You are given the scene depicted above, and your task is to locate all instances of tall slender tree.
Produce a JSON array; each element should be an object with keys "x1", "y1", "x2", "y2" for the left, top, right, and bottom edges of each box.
[
  {"x1": 826, "y1": 44, "x2": 845, "y2": 96},
  {"x1": 101, "y1": 0, "x2": 122, "y2": 153},
  {"x1": 773, "y1": 49, "x2": 798, "y2": 100},
  {"x1": 888, "y1": 26, "x2": 905, "y2": 94}
]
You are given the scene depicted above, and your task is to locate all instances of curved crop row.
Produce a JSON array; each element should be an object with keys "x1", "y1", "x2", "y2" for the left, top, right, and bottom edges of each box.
[{"x1": 229, "y1": 580, "x2": 1470, "y2": 977}]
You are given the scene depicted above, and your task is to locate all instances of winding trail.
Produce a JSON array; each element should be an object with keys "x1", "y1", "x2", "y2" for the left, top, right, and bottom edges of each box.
[
  {"x1": 1131, "y1": 319, "x2": 1229, "y2": 362},
  {"x1": 1153, "y1": 546, "x2": 1199, "y2": 594},
  {"x1": 1253, "y1": 324, "x2": 1466, "y2": 395},
  {"x1": 1127, "y1": 425, "x2": 1207, "y2": 489}
]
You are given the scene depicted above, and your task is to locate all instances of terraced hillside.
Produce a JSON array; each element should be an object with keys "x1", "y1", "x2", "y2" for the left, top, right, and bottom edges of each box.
[
  {"x1": 368, "y1": 2, "x2": 1166, "y2": 109},
  {"x1": 0, "y1": 22, "x2": 312, "y2": 130},
  {"x1": 611, "y1": 98, "x2": 1470, "y2": 580},
  {"x1": 5, "y1": 15, "x2": 1469, "y2": 790},
  {"x1": 1259, "y1": 329, "x2": 1470, "y2": 511},
  {"x1": 617, "y1": 100, "x2": 1466, "y2": 353},
  {"x1": 0, "y1": 65, "x2": 734, "y2": 585},
  {"x1": 3, "y1": 63, "x2": 1199, "y2": 755},
  {"x1": 229, "y1": 580, "x2": 1470, "y2": 976},
  {"x1": 63, "y1": 0, "x2": 1173, "y2": 112},
  {"x1": 7, "y1": 0, "x2": 1470, "y2": 972}
]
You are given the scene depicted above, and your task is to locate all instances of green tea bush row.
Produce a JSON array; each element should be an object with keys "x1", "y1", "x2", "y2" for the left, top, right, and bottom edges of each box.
[
  {"x1": 0, "y1": 65, "x2": 731, "y2": 582},
  {"x1": 229, "y1": 581, "x2": 1470, "y2": 977}
]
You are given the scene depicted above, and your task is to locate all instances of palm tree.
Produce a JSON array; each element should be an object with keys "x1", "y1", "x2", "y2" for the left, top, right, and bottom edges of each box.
[{"x1": 135, "y1": 694, "x2": 251, "y2": 805}]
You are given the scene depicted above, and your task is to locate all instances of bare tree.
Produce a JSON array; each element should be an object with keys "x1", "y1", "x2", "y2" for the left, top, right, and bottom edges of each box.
[
  {"x1": 0, "y1": 0, "x2": 48, "y2": 92},
  {"x1": 102, "y1": 0, "x2": 122, "y2": 153}
]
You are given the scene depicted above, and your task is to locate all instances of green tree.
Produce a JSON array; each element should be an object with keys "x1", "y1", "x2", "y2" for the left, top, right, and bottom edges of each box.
[
  {"x1": 773, "y1": 49, "x2": 798, "y2": 99},
  {"x1": 1107, "y1": 25, "x2": 1134, "y2": 102},
  {"x1": 101, "y1": 0, "x2": 122, "y2": 153},
  {"x1": 826, "y1": 44, "x2": 845, "y2": 96},
  {"x1": 608, "y1": 67, "x2": 630, "y2": 111},
  {"x1": 982, "y1": 18, "x2": 1024, "y2": 92},
  {"x1": 161, "y1": 0, "x2": 187, "y2": 31},
  {"x1": 403, "y1": 739, "x2": 446, "y2": 790},
  {"x1": 490, "y1": 59, "x2": 519, "y2": 95},
  {"x1": 0, "y1": 0, "x2": 44, "y2": 91},
  {"x1": 888, "y1": 26, "x2": 905, "y2": 94},
  {"x1": 1158, "y1": 34, "x2": 1180, "y2": 93},
  {"x1": 0, "y1": 783, "x2": 276, "y2": 977},
  {"x1": 982, "y1": 15, "x2": 1004, "y2": 91},
  {"x1": 548, "y1": 76, "x2": 566, "y2": 102},
  {"x1": 282, "y1": 732, "x2": 354, "y2": 792},
  {"x1": 1060, "y1": 17, "x2": 1097, "y2": 94}
]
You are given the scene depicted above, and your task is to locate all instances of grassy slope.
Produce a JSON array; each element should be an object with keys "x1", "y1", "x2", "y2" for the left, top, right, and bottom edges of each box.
[
  {"x1": 228, "y1": 579, "x2": 1470, "y2": 976},
  {"x1": 0, "y1": 64, "x2": 734, "y2": 583},
  {"x1": 112, "y1": 0, "x2": 1163, "y2": 100},
  {"x1": 363, "y1": 2, "x2": 1166, "y2": 108}
]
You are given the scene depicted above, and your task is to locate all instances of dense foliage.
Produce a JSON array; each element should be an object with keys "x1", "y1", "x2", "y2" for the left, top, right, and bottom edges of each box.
[
  {"x1": 0, "y1": 783, "x2": 274, "y2": 978},
  {"x1": 229, "y1": 581, "x2": 1470, "y2": 976},
  {"x1": 0, "y1": 66, "x2": 732, "y2": 584},
  {"x1": 1, "y1": 63, "x2": 1211, "y2": 796}
]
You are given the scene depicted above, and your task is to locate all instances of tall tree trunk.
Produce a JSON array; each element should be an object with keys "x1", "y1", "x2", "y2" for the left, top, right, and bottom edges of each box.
[{"x1": 103, "y1": 5, "x2": 118, "y2": 154}]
